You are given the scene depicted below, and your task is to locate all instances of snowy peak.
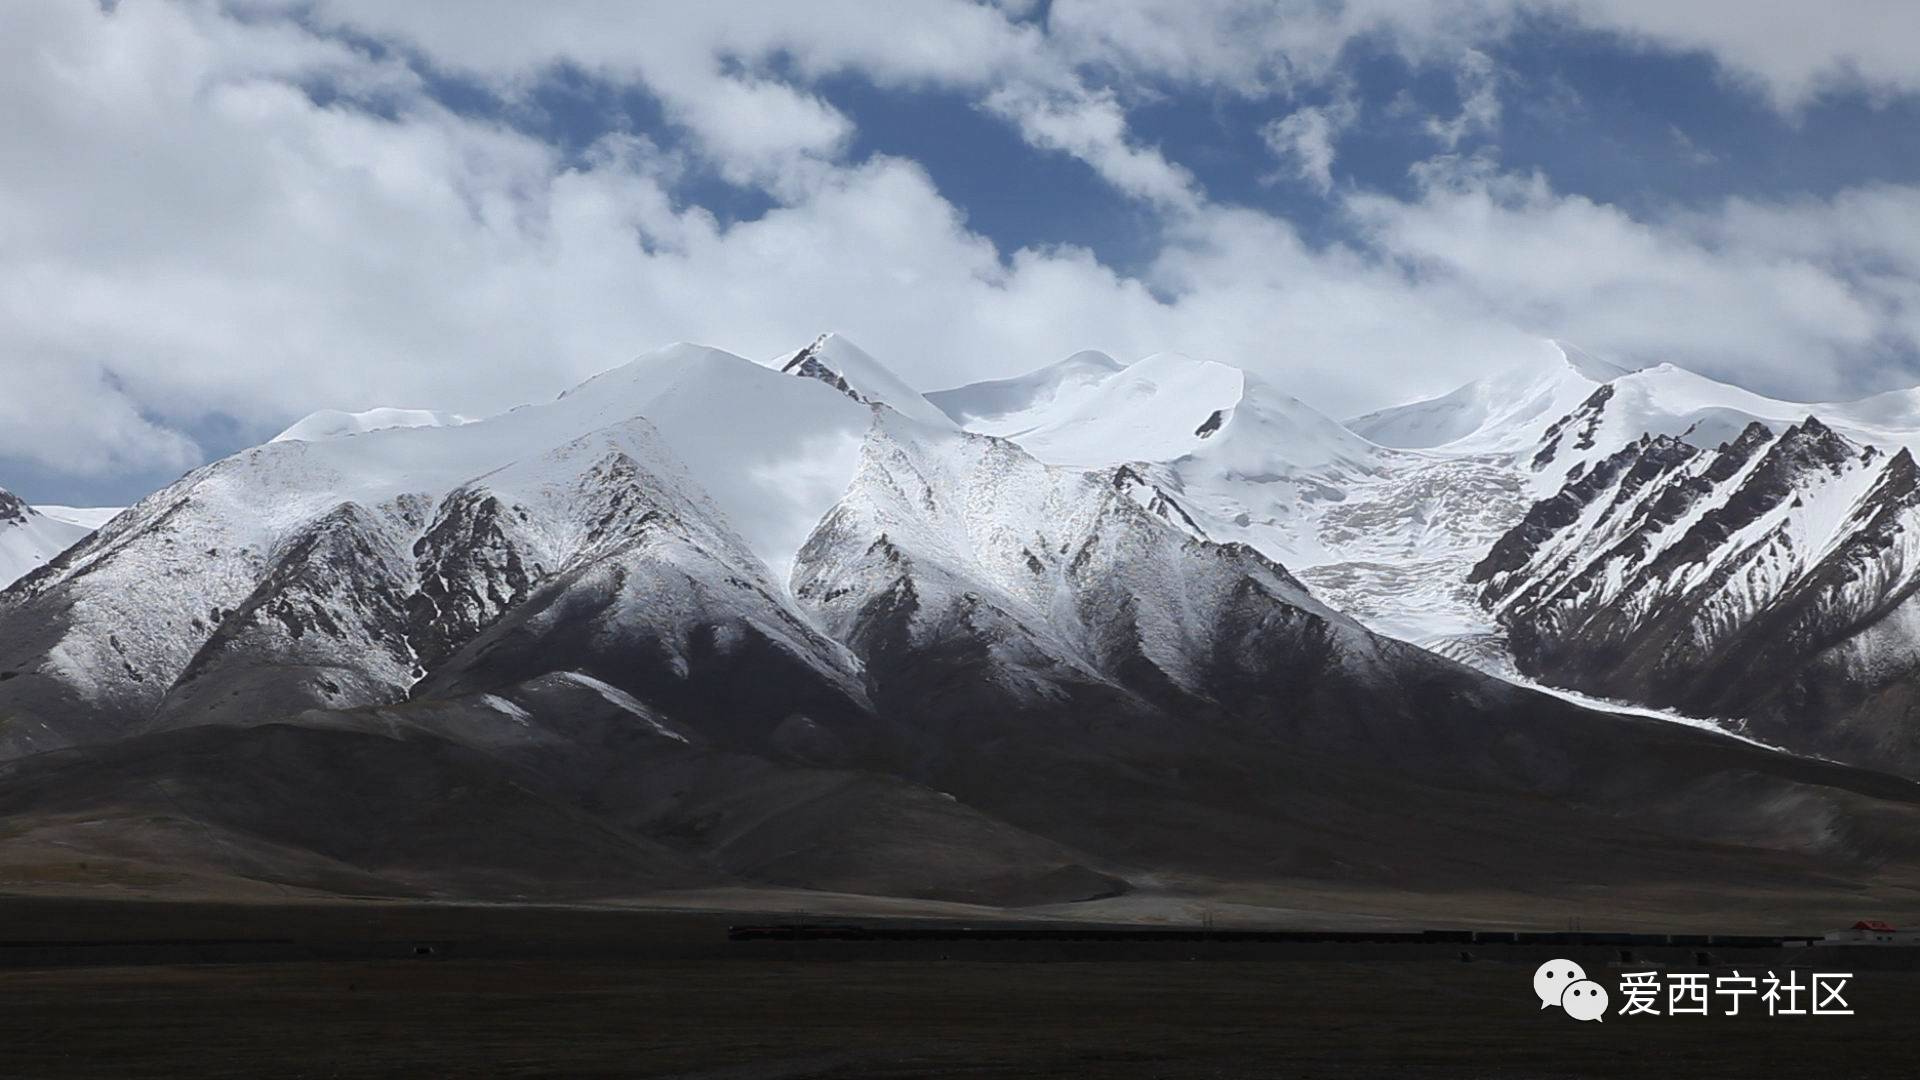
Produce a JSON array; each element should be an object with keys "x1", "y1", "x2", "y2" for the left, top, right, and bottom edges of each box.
[
  {"x1": 925, "y1": 349, "x2": 1124, "y2": 436},
  {"x1": 1348, "y1": 339, "x2": 1627, "y2": 456},
  {"x1": 1357, "y1": 337, "x2": 1920, "y2": 494},
  {"x1": 1184, "y1": 365, "x2": 1389, "y2": 478},
  {"x1": 0, "y1": 330, "x2": 1415, "y2": 778},
  {"x1": 1478, "y1": 413, "x2": 1886, "y2": 618},
  {"x1": 1551, "y1": 339, "x2": 1636, "y2": 382},
  {"x1": 792, "y1": 406, "x2": 1359, "y2": 713},
  {"x1": 0, "y1": 485, "x2": 94, "y2": 589},
  {"x1": 1010, "y1": 352, "x2": 1247, "y2": 466},
  {"x1": 777, "y1": 333, "x2": 954, "y2": 428},
  {"x1": 273, "y1": 407, "x2": 474, "y2": 443},
  {"x1": 986, "y1": 351, "x2": 1383, "y2": 478},
  {"x1": 932, "y1": 350, "x2": 1407, "y2": 631}
]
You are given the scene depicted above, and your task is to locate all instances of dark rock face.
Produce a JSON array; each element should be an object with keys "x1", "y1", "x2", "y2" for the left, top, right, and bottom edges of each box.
[
  {"x1": 162, "y1": 502, "x2": 420, "y2": 724},
  {"x1": 0, "y1": 487, "x2": 26, "y2": 527},
  {"x1": 408, "y1": 488, "x2": 534, "y2": 671},
  {"x1": 781, "y1": 336, "x2": 868, "y2": 406},
  {"x1": 1480, "y1": 414, "x2": 1920, "y2": 775},
  {"x1": 1531, "y1": 384, "x2": 1615, "y2": 473}
]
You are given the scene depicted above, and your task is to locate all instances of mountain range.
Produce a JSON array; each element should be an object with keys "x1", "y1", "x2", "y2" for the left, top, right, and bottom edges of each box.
[{"x1": 4, "y1": 333, "x2": 1920, "y2": 920}]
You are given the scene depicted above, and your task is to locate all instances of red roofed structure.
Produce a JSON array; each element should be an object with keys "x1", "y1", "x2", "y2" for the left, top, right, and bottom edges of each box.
[{"x1": 1823, "y1": 920, "x2": 1915, "y2": 945}]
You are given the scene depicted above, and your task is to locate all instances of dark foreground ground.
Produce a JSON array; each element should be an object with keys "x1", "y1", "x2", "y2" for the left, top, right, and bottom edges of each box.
[{"x1": 2, "y1": 900, "x2": 1918, "y2": 1078}]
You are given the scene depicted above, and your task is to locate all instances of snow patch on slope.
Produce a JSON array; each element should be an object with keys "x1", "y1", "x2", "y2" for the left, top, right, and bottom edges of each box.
[
  {"x1": 554, "y1": 671, "x2": 691, "y2": 743},
  {"x1": 926, "y1": 350, "x2": 1125, "y2": 436},
  {"x1": 34, "y1": 506, "x2": 123, "y2": 530},
  {"x1": 479, "y1": 693, "x2": 533, "y2": 724},
  {"x1": 1512, "y1": 677, "x2": 1786, "y2": 752}
]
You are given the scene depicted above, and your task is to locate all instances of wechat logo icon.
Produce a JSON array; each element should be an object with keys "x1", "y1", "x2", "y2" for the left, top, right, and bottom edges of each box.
[{"x1": 1534, "y1": 959, "x2": 1608, "y2": 1022}]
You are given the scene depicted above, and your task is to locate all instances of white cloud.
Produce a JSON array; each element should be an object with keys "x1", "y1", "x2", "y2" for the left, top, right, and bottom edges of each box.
[
  {"x1": 1262, "y1": 94, "x2": 1360, "y2": 193},
  {"x1": 1047, "y1": 0, "x2": 1516, "y2": 97},
  {"x1": 1343, "y1": 161, "x2": 1908, "y2": 398},
  {"x1": 275, "y1": 0, "x2": 1055, "y2": 185},
  {"x1": 982, "y1": 84, "x2": 1203, "y2": 210},
  {"x1": 1423, "y1": 49, "x2": 1502, "y2": 147},
  {"x1": 1559, "y1": 0, "x2": 1920, "y2": 108}
]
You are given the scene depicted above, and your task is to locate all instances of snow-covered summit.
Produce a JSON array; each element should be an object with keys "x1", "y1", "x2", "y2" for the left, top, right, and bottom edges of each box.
[
  {"x1": 272, "y1": 407, "x2": 474, "y2": 443},
  {"x1": 1347, "y1": 340, "x2": 1632, "y2": 455},
  {"x1": 776, "y1": 332, "x2": 954, "y2": 428},
  {"x1": 1000, "y1": 351, "x2": 1385, "y2": 477},
  {"x1": 926, "y1": 349, "x2": 1124, "y2": 436},
  {"x1": 1355, "y1": 338, "x2": 1920, "y2": 469}
]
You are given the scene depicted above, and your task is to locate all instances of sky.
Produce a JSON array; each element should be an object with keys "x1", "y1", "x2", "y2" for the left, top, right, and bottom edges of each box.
[{"x1": 5, "y1": 1, "x2": 1920, "y2": 505}]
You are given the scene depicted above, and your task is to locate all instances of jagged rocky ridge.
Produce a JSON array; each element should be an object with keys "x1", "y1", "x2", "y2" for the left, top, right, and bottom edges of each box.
[{"x1": 1474, "y1": 415, "x2": 1920, "y2": 774}]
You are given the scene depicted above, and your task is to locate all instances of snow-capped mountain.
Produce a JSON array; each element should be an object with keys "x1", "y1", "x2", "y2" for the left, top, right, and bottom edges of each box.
[
  {"x1": 0, "y1": 337, "x2": 1505, "y2": 766},
  {"x1": 0, "y1": 341, "x2": 881, "y2": 758},
  {"x1": 1356, "y1": 339, "x2": 1920, "y2": 494},
  {"x1": 1349, "y1": 340, "x2": 1634, "y2": 459},
  {"x1": 939, "y1": 341, "x2": 1920, "y2": 780},
  {"x1": 1473, "y1": 417, "x2": 1920, "y2": 773},
  {"x1": 0, "y1": 487, "x2": 97, "y2": 588},
  {"x1": 11, "y1": 334, "x2": 1918, "y2": 906}
]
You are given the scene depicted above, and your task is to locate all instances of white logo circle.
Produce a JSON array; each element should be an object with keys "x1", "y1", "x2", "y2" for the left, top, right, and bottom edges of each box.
[
  {"x1": 1532, "y1": 958, "x2": 1588, "y2": 1009},
  {"x1": 1562, "y1": 979, "x2": 1609, "y2": 1022}
]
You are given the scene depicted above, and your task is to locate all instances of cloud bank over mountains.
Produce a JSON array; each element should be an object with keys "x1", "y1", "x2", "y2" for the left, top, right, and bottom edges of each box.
[{"x1": 4, "y1": 0, "x2": 1920, "y2": 502}]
